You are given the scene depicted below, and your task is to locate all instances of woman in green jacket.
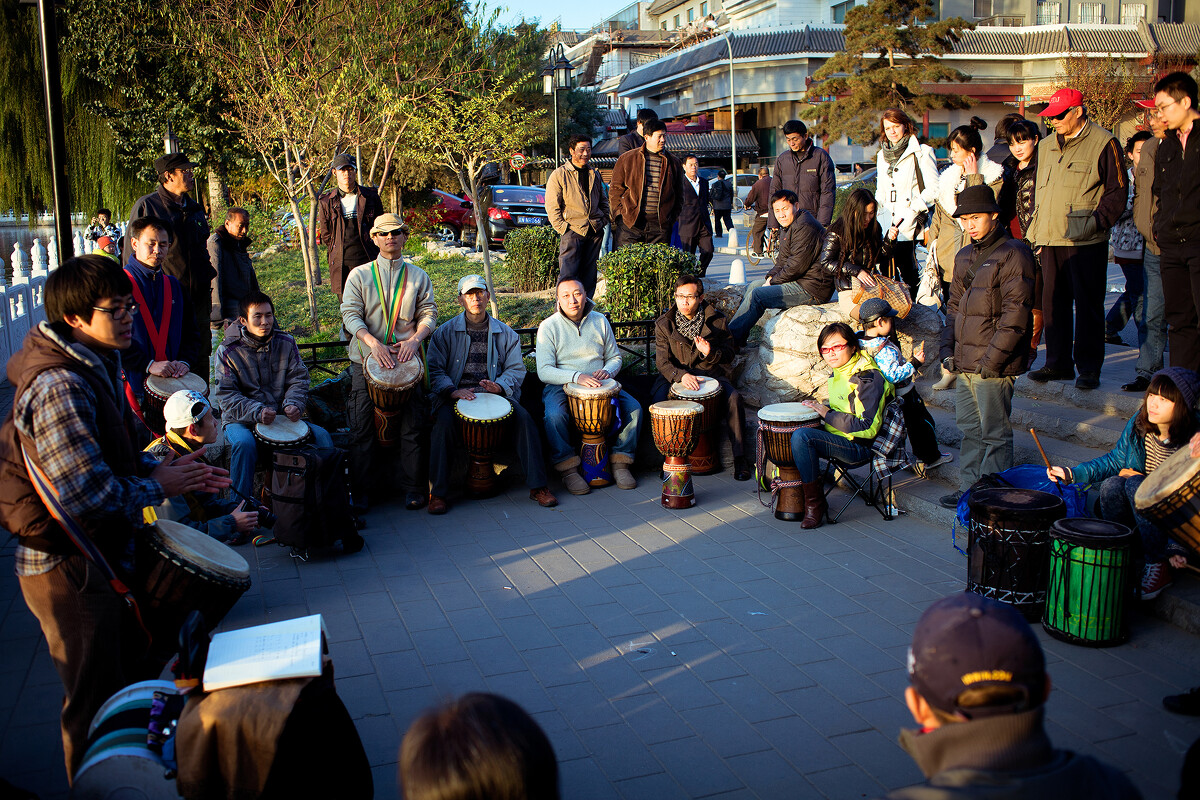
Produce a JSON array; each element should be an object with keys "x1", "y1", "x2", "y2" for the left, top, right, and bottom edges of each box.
[{"x1": 792, "y1": 322, "x2": 893, "y2": 529}]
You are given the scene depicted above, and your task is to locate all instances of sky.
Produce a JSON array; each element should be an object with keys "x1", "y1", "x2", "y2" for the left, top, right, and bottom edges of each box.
[{"x1": 499, "y1": 0, "x2": 604, "y2": 32}]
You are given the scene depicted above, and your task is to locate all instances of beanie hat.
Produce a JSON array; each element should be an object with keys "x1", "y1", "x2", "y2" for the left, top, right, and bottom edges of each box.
[{"x1": 1153, "y1": 367, "x2": 1200, "y2": 410}]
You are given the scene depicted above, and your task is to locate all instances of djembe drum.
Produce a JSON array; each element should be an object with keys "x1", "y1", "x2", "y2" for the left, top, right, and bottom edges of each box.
[
  {"x1": 670, "y1": 377, "x2": 723, "y2": 475},
  {"x1": 73, "y1": 681, "x2": 181, "y2": 798},
  {"x1": 144, "y1": 372, "x2": 209, "y2": 435},
  {"x1": 756, "y1": 403, "x2": 821, "y2": 521},
  {"x1": 1136, "y1": 446, "x2": 1200, "y2": 558},
  {"x1": 564, "y1": 378, "x2": 621, "y2": 487},
  {"x1": 254, "y1": 417, "x2": 312, "y2": 451},
  {"x1": 966, "y1": 487, "x2": 1065, "y2": 620},
  {"x1": 364, "y1": 354, "x2": 423, "y2": 447},
  {"x1": 650, "y1": 400, "x2": 702, "y2": 509},
  {"x1": 454, "y1": 394, "x2": 514, "y2": 496},
  {"x1": 1043, "y1": 518, "x2": 1136, "y2": 647}
]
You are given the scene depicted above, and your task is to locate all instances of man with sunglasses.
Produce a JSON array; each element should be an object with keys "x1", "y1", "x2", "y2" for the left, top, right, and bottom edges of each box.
[
  {"x1": 129, "y1": 152, "x2": 216, "y2": 383},
  {"x1": 1027, "y1": 88, "x2": 1127, "y2": 391},
  {"x1": 341, "y1": 213, "x2": 437, "y2": 511}
]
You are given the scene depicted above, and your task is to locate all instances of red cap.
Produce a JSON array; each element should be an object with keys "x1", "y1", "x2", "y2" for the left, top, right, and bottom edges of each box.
[
  {"x1": 1134, "y1": 98, "x2": 1156, "y2": 109},
  {"x1": 97, "y1": 236, "x2": 114, "y2": 248},
  {"x1": 1038, "y1": 88, "x2": 1083, "y2": 117}
]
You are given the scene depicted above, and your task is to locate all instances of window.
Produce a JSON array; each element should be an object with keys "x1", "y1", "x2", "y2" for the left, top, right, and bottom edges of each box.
[
  {"x1": 927, "y1": 123, "x2": 950, "y2": 160},
  {"x1": 701, "y1": 1, "x2": 708, "y2": 14},
  {"x1": 1036, "y1": 1, "x2": 1061, "y2": 22},
  {"x1": 974, "y1": 0, "x2": 992, "y2": 17},
  {"x1": 661, "y1": 20, "x2": 668, "y2": 28},
  {"x1": 1078, "y1": 2, "x2": 1103, "y2": 21},
  {"x1": 688, "y1": 8, "x2": 695, "y2": 21},
  {"x1": 674, "y1": 13, "x2": 681, "y2": 27},
  {"x1": 831, "y1": 0, "x2": 855, "y2": 22},
  {"x1": 1120, "y1": 2, "x2": 1145, "y2": 22}
]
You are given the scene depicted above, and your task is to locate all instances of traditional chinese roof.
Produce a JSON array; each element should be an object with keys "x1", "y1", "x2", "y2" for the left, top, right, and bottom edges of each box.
[{"x1": 589, "y1": 130, "x2": 759, "y2": 167}]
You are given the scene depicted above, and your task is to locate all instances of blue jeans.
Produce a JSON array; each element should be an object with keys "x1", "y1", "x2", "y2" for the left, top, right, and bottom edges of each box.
[
  {"x1": 226, "y1": 421, "x2": 334, "y2": 501},
  {"x1": 789, "y1": 427, "x2": 871, "y2": 483},
  {"x1": 1097, "y1": 473, "x2": 1167, "y2": 564},
  {"x1": 542, "y1": 384, "x2": 642, "y2": 465},
  {"x1": 728, "y1": 279, "x2": 819, "y2": 344},
  {"x1": 1135, "y1": 250, "x2": 1166, "y2": 380},
  {"x1": 1105, "y1": 261, "x2": 1144, "y2": 336}
]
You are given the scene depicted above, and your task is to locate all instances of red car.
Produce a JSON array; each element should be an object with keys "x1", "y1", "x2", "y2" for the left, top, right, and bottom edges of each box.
[{"x1": 404, "y1": 189, "x2": 474, "y2": 244}]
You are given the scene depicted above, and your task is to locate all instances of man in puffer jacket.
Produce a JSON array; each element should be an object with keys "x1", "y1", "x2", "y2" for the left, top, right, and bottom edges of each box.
[{"x1": 938, "y1": 185, "x2": 1035, "y2": 510}]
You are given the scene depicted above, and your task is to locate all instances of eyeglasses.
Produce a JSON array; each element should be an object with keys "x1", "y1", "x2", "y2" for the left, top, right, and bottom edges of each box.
[
  {"x1": 1155, "y1": 97, "x2": 1179, "y2": 114},
  {"x1": 819, "y1": 342, "x2": 850, "y2": 356},
  {"x1": 92, "y1": 302, "x2": 139, "y2": 320},
  {"x1": 674, "y1": 293, "x2": 701, "y2": 300}
]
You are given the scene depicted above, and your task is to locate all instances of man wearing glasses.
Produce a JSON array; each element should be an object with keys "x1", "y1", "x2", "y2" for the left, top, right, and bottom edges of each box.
[
  {"x1": 341, "y1": 213, "x2": 437, "y2": 512},
  {"x1": 1151, "y1": 72, "x2": 1200, "y2": 374},
  {"x1": 652, "y1": 275, "x2": 751, "y2": 480},
  {"x1": 1027, "y1": 88, "x2": 1127, "y2": 391},
  {"x1": 769, "y1": 119, "x2": 836, "y2": 229},
  {"x1": 129, "y1": 152, "x2": 216, "y2": 383}
]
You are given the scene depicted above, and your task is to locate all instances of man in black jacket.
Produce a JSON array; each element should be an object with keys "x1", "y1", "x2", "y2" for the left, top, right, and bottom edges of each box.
[
  {"x1": 1152, "y1": 71, "x2": 1200, "y2": 374},
  {"x1": 678, "y1": 154, "x2": 714, "y2": 275},
  {"x1": 617, "y1": 108, "x2": 658, "y2": 154},
  {"x1": 887, "y1": 592, "x2": 1141, "y2": 800},
  {"x1": 207, "y1": 207, "x2": 259, "y2": 328},
  {"x1": 744, "y1": 166, "x2": 772, "y2": 256},
  {"x1": 938, "y1": 185, "x2": 1035, "y2": 509},
  {"x1": 128, "y1": 152, "x2": 214, "y2": 382},
  {"x1": 769, "y1": 120, "x2": 836, "y2": 229},
  {"x1": 727, "y1": 190, "x2": 828, "y2": 345},
  {"x1": 317, "y1": 154, "x2": 383, "y2": 299}
]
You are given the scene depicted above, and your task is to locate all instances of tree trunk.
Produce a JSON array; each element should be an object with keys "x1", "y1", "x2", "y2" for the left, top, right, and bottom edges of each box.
[
  {"x1": 287, "y1": 194, "x2": 321, "y2": 333},
  {"x1": 207, "y1": 163, "x2": 230, "y2": 215},
  {"x1": 306, "y1": 186, "x2": 322, "y2": 286},
  {"x1": 467, "y1": 168, "x2": 499, "y2": 318}
]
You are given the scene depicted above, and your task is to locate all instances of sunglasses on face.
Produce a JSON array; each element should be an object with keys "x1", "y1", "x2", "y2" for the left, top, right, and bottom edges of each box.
[{"x1": 1049, "y1": 107, "x2": 1076, "y2": 122}]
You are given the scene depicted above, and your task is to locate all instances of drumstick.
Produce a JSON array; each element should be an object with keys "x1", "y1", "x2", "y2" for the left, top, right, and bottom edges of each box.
[{"x1": 1029, "y1": 428, "x2": 1064, "y2": 496}]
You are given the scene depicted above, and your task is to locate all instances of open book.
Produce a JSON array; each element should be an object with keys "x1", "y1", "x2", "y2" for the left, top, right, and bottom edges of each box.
[{"x1": 203, "y1": 614, "x2": 328, "y2": 692}]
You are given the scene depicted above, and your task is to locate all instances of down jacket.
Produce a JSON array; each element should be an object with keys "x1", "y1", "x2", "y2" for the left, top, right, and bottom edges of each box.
[
  {"x1": 770, "y1": 142, "x2": 836, "y2": 227},
  {"x1": 818, "y1": 219, "x2": 895, "y2": 291},
  {"x1": 939, "y1": 229, "x2": 1036, "y2": 378},
  {"x1": 765, "y1": 210, "x2": 830, "y2": 301},
  {"x1": 214, "y1": 323, "x2": 311, "y2": 425},
  {"x1": 928, "y1": 155, "x2": 1006, "y2": 283}
]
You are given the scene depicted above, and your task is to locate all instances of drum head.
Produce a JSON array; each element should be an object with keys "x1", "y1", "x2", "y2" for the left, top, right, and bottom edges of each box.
[
  {"x1": 757, "y1": 402, "x2": 820, "y2": 424},
  {"x1": 144, "y1": 372, "x2": 209, "y2": 400},
  {"x1": 968, "y1": 487, "x2": 1065, "y2": 518},
  {"x1": 456, "y1": 394, "x2": 512, "y2": 421},
  {"x1": 150, "y1": 519, "x2": 251, "y2": 582},
  {"x1": 650, "y1": 400, "x2": 702, "y2": 417},
  {"x1": 365, "y1": 355, "x2": 422, "y2": 390},
  {"x1": 1136, "y1": 446, "x2": 1199, "y2": 510},
  {"x1": 564, "y1": 378, "x2": 620, "y2": 398},
  {"x1": 1050, "y1": 517, "x2": 1136, "y2": 547},
  {"x1": 670, "y1": 377, "x2": 720, "y2": 399},
  {"x1": 255, "y1": 417, "x2": 310, "y2": 444}
]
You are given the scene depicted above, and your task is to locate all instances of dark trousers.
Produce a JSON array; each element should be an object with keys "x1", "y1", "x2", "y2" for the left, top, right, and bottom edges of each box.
[
  {"x1": 882, "y1": 239, "x2": 919, "y2": 298},
  {"x1": 680, "y1": 229, "x2": 714, "y2": 276},
  {"x1": 1105, "y1": 260, "x2": 1144, "y2": 336},
  {"x1": 1039, "y1": 241, "x2": 1108, "y2": 377},
  {"x1": 955, "y1": 373, "x2": 1016, "y2": 492},
  {"x1": 1161, "y1": 246, "x2": 1200, "y2": 373},
  {"x1": 347, "y1": 362, "x2": 428, "y2": 499},
  {"x1": 192, "y1": 300, "x2": 212, "y2": 384},
  {"x1": 557, "y1": 227, "x2": 604, "y2": 299},
  {"x1": 1097, "y1": 473, "x2": 1169, "y2": 567},
  {"x1": 899, "y1": 388, "x2": 941, "y2": 464},
  {"x1": 651, "y1": 375, "x2": 746, "y2": 457},
  {"x1": 750, "y1": 214, "x2": 768, "y2": 254},
  {"x1": 712, "y1": 209, "x2": 734, "y2": 237},
  {"x1": 617, "y1": 219, "x2": 670, "y2": 248},
  {"x1": 429, "y1": 401, "x2": 548, "y2": 496},
  {"x1": 20, "y1": 556, "x2": 160, "y2": 781}
]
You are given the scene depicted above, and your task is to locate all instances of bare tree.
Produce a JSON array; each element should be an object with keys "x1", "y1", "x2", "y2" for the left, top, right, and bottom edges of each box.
[{"x1": 1056, "y1": 53, "x2": 1144, "y2": 134}]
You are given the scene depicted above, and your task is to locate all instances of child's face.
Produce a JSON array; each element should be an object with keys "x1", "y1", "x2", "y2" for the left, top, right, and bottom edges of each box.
[
  {"x1": 190, "y1": 409, "x2": 219, "y2": 444},
  {"x1": 868, "y1": 316, "x2": 893, "y2": 337},
  {"x1": 1146, "y1": 393, "x2": 1177, "y2": 428}
]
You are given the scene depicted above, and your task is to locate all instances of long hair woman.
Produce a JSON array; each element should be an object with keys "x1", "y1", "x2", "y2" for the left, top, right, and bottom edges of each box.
[
  {"x1": 819, "y1": 188, "x2": 894, "y2": 293},
  {"x1": 874, "y1": 108, "x2": 939, "y2": 296}
]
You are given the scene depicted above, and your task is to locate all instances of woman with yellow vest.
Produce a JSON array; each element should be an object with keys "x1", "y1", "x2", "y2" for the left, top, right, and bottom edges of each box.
[{"x1": 792, "y1": 322, "x2": 894, "y2": 529}]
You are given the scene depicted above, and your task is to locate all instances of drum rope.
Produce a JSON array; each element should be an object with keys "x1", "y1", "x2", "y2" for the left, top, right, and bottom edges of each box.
[
  {"x1": 755, "y1": 422, "x2": 804, "y2": 509},
  {"x1": 663, "y1": 461, "x2": 691, "y2": 473}
]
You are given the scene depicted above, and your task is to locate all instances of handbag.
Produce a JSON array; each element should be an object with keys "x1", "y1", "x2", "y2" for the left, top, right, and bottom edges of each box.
[{"x1": 851, "y1": 271, "x2": 913, "y2": 318}]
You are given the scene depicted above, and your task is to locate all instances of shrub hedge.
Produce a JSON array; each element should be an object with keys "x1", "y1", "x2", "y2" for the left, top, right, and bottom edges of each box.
[
  {"x1": 504, "y1": 225, "x2": 561, "y2": 292},
  {"x1": 598, "y1": 243, "x2": 697, "y2": 323}
]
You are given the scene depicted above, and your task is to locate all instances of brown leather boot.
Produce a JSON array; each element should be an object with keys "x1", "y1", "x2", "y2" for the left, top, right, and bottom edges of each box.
[{"x1": 800, "y1": 480, "x2": 826, "y2": 529}]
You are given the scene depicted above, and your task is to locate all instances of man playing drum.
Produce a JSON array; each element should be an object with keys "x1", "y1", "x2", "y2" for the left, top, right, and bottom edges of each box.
[
  {"x1": 426, "y1": 275, "x2": 558, "y2": 514},
  {"x1": 214, "y1": 291, "x2": 335, "y2": 503},
  {"x1": 0, "y1": 255, "x2": 228, "y2": 782},
  {"x1": 652, "y1": 274, "x2": 751, "y2": 481},
  {"x1": 341, "y1": 213, "x2": 437, "y2": 511},
  {"x1": 536, "y1": 278, "x2": 643, "y2": 495}
]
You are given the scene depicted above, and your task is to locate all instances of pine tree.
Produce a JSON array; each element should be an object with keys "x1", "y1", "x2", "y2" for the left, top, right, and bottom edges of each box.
[{"x1": 802, "y1": 0, "x2": 974, "y2": 145}]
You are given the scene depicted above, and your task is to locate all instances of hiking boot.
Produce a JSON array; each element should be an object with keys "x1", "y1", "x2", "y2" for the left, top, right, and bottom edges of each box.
[
  {"x1": 529, "y1": 487, "x2": 558, "y2": 507},
  {"x1": 1141, "y1": 562, "x2": 1173, "y2": 600},
  {"x1": 1163, "y1": 687, "x2": 1200, "y2": 716}
]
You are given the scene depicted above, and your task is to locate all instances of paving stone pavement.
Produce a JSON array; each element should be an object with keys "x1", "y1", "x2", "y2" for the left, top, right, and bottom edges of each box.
[{"x1": 3, "y1": 466, "x2": 1200, "y2": 799}]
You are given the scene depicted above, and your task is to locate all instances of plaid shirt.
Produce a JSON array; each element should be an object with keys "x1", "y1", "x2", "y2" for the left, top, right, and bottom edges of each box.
[
  {"x1": 13, "y1": 349, "x2": 163, "y2": 576},
  {"x1": 870, "y1": 400, "x2": 911, "y2": 477}
]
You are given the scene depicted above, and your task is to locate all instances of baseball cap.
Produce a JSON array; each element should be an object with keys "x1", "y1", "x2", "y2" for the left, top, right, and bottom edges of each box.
[
  {"x1": 1134, "y1": 98, "x2": 1157, "y2": 109},
  {"x1": 96, "y1": 236, "x2": 114, "y2": 249},
  {"x1": 331, "y1": 153, "x2": 357, "y2": 171},
  {"x1": 369, "y1": 213, "x2": 409, "y2": 237},
  {"x1": 154, "y1": 152, "x2": 197, "y2": 175},
  {"x1": 457, "y1": 275, "x2": 488, "y2": 295},
  {"x1": 1038, "y1": 88, "x2": 1083, "y2": 117},
  {"x1": 908, "y1": 592, "x2": 1046, "y2": 720},
  {"x1": 858, "y1": 298, "x2": 898, "y2": 326},
  {"x1": 163, "y1": 390, "x2": 212, "y2": 431}
]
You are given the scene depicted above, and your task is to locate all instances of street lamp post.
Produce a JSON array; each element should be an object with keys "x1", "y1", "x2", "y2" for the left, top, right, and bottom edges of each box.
[
  {"x1": 542, "y1": 44, "x2": 574, "y2": 166},
  {"x1": 725, "y1": 32, "x2": 736, "y2": 192}
]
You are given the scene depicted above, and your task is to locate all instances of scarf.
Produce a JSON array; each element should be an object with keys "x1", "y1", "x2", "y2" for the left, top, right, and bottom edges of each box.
[
  {"x1": 882, "y1": 136, "x2": 911, "y2": 174},
  {"x1": 675, "y1": 309, "x2": 704, "y2": 341},
  {"x1": 242, "y1": 327, "x2": 274, "y2": 348}
]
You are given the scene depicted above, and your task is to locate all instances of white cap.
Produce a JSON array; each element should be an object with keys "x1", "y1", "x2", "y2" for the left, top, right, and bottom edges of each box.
[
  {"x1": 457, "y1": 274, "x2": 488, "y2": 295},
  {"x1": 163, "y1": 390, "x2": 211, "y2": 430}
]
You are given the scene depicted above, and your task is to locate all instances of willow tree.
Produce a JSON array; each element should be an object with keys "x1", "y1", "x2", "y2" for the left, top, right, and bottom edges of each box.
[{"x1": 802, "y1": 0, "x2": 973, "y2": 145}]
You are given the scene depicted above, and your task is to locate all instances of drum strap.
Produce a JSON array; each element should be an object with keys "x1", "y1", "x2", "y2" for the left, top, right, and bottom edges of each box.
[
  {"x1": 371, "y1": 261, "x2": 407, "y2": 345},
  {"x1": 124, "y1": 268, "x2": 173, "y2": 361},
  {"x1": 121, "y1": 368, "x2": 153, "y2": 435},
  {"x1": 20, "y1": 445, "x2": 153, "y2": 647}
]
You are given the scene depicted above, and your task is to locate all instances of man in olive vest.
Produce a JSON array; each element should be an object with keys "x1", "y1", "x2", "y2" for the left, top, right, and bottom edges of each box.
[{"x1": 1027, "y1": 88, "x2": 1128, "y2": 391}]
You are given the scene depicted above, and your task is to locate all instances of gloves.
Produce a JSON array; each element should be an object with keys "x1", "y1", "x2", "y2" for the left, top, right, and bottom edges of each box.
[{"x1": 979, "y1": 366, "x2": 1000, "y2": 379}]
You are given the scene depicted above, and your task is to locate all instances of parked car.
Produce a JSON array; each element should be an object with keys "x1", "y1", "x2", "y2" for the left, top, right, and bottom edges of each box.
[
  {"x1": 461, "y1": 185, "x2": 549, "y2": 248},
  {"x1": 405, "y1": 188, "x2": 474, "y2": 244}
]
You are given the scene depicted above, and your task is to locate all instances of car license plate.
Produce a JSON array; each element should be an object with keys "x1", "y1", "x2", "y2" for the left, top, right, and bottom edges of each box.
[{"x1": 517, "y1": 216, "x2": 542, "y2": 225}]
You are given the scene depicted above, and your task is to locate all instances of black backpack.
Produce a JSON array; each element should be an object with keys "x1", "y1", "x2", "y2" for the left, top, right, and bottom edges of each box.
[{"x1": 265, "y1": 446, "x2": 360, "y2": 553}]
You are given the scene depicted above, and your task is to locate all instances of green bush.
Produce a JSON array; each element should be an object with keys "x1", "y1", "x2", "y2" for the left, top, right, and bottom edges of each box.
[
  {"x1": 504, "y1": 225, "x2": 561, "y2": 292},
  {"x1": 598, "y1": 243, "x2": 696, "y2": 323}
]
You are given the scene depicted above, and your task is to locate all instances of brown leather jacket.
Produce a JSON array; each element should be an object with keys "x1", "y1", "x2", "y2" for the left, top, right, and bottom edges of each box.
[
  {"x1": 609, "y1": 146, "x2": 681, "y2": 229},
  {"x1": 654, "y1": 301, "x2": 736, "y2": 383}
]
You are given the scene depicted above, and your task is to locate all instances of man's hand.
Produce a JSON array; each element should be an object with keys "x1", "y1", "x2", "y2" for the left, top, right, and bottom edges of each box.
[
  {"x1": 913, "y1": 343, "x2": 925, "y2": 363},
  {"x1": 450, "y1": 388, "x2": 477, "y2": 401},
  {"x1": 151, "y1": 448, "x2": 230, "y2": 496},
  {"x1": 679, "y1": 373, "x2": 701, "y2": 392},
  {"x1": 979, "y1": 367, "x2": 1000, "y2": 380},
  {"x1": 942, "y1": 356, "x2": 956, "y2": 375},
  {"x1": 478, "y1": 379, "x2": 504, "y2": 395},
  {"x1": 763, "y1": 276, "x2": 772, "y2": 286},
  {"x1": 694, "y1": 336, "x2": 712, "y2": 358},
  {"x1": 283, "y1": 404, "x2": 302, "y2": 423},
  {"x1": 576, "y1": 374, "x2": 602, "y2": 389},
  {"x1": 231, "y1": 501, "x2": 258, "y2": 533},
  {"x1": 368, "y1": 340, "x2": 394, "y2": 370},
  {"x1": 1170, "y1": 554, "x2": 1189, "y2": 569},
  {"x1": 259, "y1": 407, "x2": 276, "y2": 424},
  {"x1": 149, "y1": 360, "x2": 189, "y2": 378},
  {"x1": 857, "y1": 270, "x2": 876, "y2": 288},
  {"x1": 591, "y1": 370, "x2": 611, "y2": 381},
  {"x1": 394, "y1": 338, "x2": 421, "y2": 363},
  {"x1": 1191, "y1": 431, "x2": 1200, "y2": 458}
]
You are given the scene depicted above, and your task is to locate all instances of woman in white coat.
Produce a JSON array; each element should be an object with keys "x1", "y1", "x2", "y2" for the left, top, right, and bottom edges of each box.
[{"x1": 875, "y1": 108, "x2": 939, "y2": 297}]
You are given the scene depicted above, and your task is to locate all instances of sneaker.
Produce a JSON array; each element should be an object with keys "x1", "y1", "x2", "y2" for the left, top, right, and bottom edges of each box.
[
  {"x1": 1141, "y1": 562, "x2": 1173, "y2": 600},
  {"x1": 939, "y1": 492, "x2": 963, "y2": 510},
  {"x1": 924, "y1": 452, "x2": 954, "y2": 472},
  {"x1": 529, "y1": 487, "x2": 558, "y2": 507},
  {"x1": 1163, "y1": 687, "x2": 1200, "y2": 716}
]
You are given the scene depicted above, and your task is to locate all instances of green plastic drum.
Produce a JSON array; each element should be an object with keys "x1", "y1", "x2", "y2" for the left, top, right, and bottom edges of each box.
[{"x1": 1043, "y1": 518, "x2": 1136, "y2": 647}]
